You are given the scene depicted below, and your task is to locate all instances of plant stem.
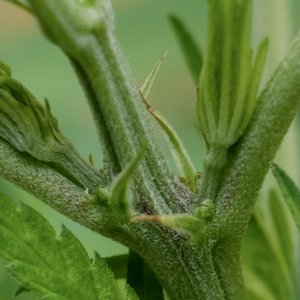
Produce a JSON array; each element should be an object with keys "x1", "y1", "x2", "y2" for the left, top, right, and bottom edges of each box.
[
  {"x1": 0, "y1": 140, "x2": 109, "y2": 231},
  {"x1": 213, "y1": 32, "x2": 300, "y2": 235},
  {"x1": 212, "y1": 239, "x2": 245, "y2": 299},
  {"x1": 0, "y1": 139, "x2": 242, "y2": 300},
  {"x1": 28, "y1": 0, "x2": 193, "y2": 215},
  {"x1": 199, "y1": 144, "x2": 228, "y2": 201}
]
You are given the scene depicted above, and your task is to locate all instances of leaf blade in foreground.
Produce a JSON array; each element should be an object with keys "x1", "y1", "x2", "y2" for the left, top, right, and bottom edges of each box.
[{"x1": 0, "y1": 192, "x2": 135, "y2": 299}]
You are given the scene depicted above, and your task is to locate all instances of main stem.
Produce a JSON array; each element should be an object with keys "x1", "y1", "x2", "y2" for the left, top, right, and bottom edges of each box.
[
  {"x1": 1, "y1": 138, "x2": 244, "y2": 300},
  {"x1": 37, "y1": 0, "x2": 194, "y2": 215},
  {"x1": 69, "y1": 29, "x2": 185, "y2": 214}
]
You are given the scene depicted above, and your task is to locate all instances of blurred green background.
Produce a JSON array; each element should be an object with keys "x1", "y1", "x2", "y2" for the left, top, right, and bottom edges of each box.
[{"x1": 0, "y1": 0, "x2": 300, "y2": 299}]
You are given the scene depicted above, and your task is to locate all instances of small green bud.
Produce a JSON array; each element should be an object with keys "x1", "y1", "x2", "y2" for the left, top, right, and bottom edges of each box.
[
  {"x1": 90, "y1": 145, "x2": 146, "y2": 219},
  {"x1": 193, "y1": 199, "x2": 214, "y2": 220},
  {"x1": 0, "y1": 67, "x2": 101, "y2": 190}
]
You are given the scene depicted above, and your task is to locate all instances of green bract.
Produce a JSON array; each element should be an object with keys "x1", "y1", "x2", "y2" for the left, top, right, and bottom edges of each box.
[
  {"x1": 198, "y1": 0, "x2": 268, "y2": 149},
  {"x1": 0, "y1": 68, "x2": 101, "y2": 191}
]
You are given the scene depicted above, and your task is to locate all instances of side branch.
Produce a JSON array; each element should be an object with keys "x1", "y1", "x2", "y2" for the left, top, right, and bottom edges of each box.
[
  {"x1": 0, "y1": 139, "x2": 110, "y2": 232},
  {"x1": 25, "y1": 0, "x2": 194, "y2": 214},
  {"x1": 215, "y1": 32, "x2": 300, "y2": 235}
]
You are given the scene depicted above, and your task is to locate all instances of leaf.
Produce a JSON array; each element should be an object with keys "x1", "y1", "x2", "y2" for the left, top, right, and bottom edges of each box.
[
  {"x1": 125, "y1": 285, "x2": 139, "y2": 300},
  {"x1": 140, "y1": 54, "x2": 197, "y2": 191},
  {"x1": 141, "y1": 52, "x2": 167, "y2": 99},
  {"x1": 108, "y1": 145, "x2": 146, "y2": 217},
  {"x1": 15, "y1": 285, "x2": 30, "y2": 298},
  {"x1": 271, "y1": 163, "x2": 300, "y2": 231},
  {"x1": 140, "y1": 101, "x2": 197, "y2": 192},
  {"x1": 0, "y1": 192, "x2": 138, "y2": 300},
  {"x1": 169, "y1": 15, "x2": 203, "y2": 84},
  {"x1": 229, "y1": 38, "x2": 269, "y2": 141},
  {"x1": 242, "y1": 190, "x2": 299, "y2": 300},
  {"x1": 105, "y1": 254, "x2": 128, "y2": 279},
  {"x1": 144, "y1": 103, "x2": 197, "y2": 191}
]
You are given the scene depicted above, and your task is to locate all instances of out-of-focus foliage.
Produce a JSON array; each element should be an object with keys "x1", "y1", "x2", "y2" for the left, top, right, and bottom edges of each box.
[
  {"x1": 272, "y1": 163, "x2": 300, "y2": 231},
  {"x1": 169, "y1": 15, "x2": 203, "y2": 84},
  {"x1": 242, "y1": 191, "x2": 300, "y2": 300}
]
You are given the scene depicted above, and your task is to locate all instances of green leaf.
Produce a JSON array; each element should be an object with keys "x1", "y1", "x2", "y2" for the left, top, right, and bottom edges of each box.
[
  {"x1": 109, "y1": 145, "x2": 146, "y2": 217},
  {"x1": 140, "y1": 55, "x2": 197, "y2": 191},
  {"x1": 228, "y1": 38, "x2": 269, "y2": 142},
  {"x1": 92, "y1": 145, "x2": 146, "y2": 218},
  {"x1": 242, "y1": 191, "x2": 299, "y2": 300},
  {"x1": 141, "y1": 100, "x2": 197, "y2": 191},
  {"x1": 271, "y1": 163, "x2": 300, "y2": 231},
  {"x1": 141, "y1": 59, "x2": 197, "y2": 192},
  {"x1": 125, "y1": 285, "x2": 139, "y2": 300},
  {"x1": 0, "y1": 64, "x2": 102, "y2": 191},
  {"x1": 0, "y1": 192, "x2": 137, "y2": 300},
  {"x1": 15, "y1": 285, "x2": 30, "y2": 298},
  {"x1": 141, "y1": 52, "x2": 167, "y2": 99},
  {"x1": 169, "y1": 15, "x2": 203, "y2": 84}
]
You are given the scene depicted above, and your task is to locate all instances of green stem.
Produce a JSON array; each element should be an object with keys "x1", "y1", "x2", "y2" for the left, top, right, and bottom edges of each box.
[
  {"x1": 104, "y1": 254, "x2": 128, "y2": 279},
  {"x1": 213, "y1": 32, "x2": 300, "y2": 235},
  {"x1": 70, "y1": 58, "x2": 121, "y2": 177},
  {"x1": 0, "y1": 137, "x2": 236, "y2": 299},
  {"x1": 0, "y1": 139, "x2": 110, "y2": 231},
  {"x1": 199, "y1": 145, "x2": 228, "y2": 201},
  {"x1": 118, "y1": 227, "x2": 227, "y2": 300},
  {"x1": 212, "y1": 239, "x2": 245, "y2": 299},
  {"x1": 28, "y1": 0, "x2": 192, "y2": 214}
]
